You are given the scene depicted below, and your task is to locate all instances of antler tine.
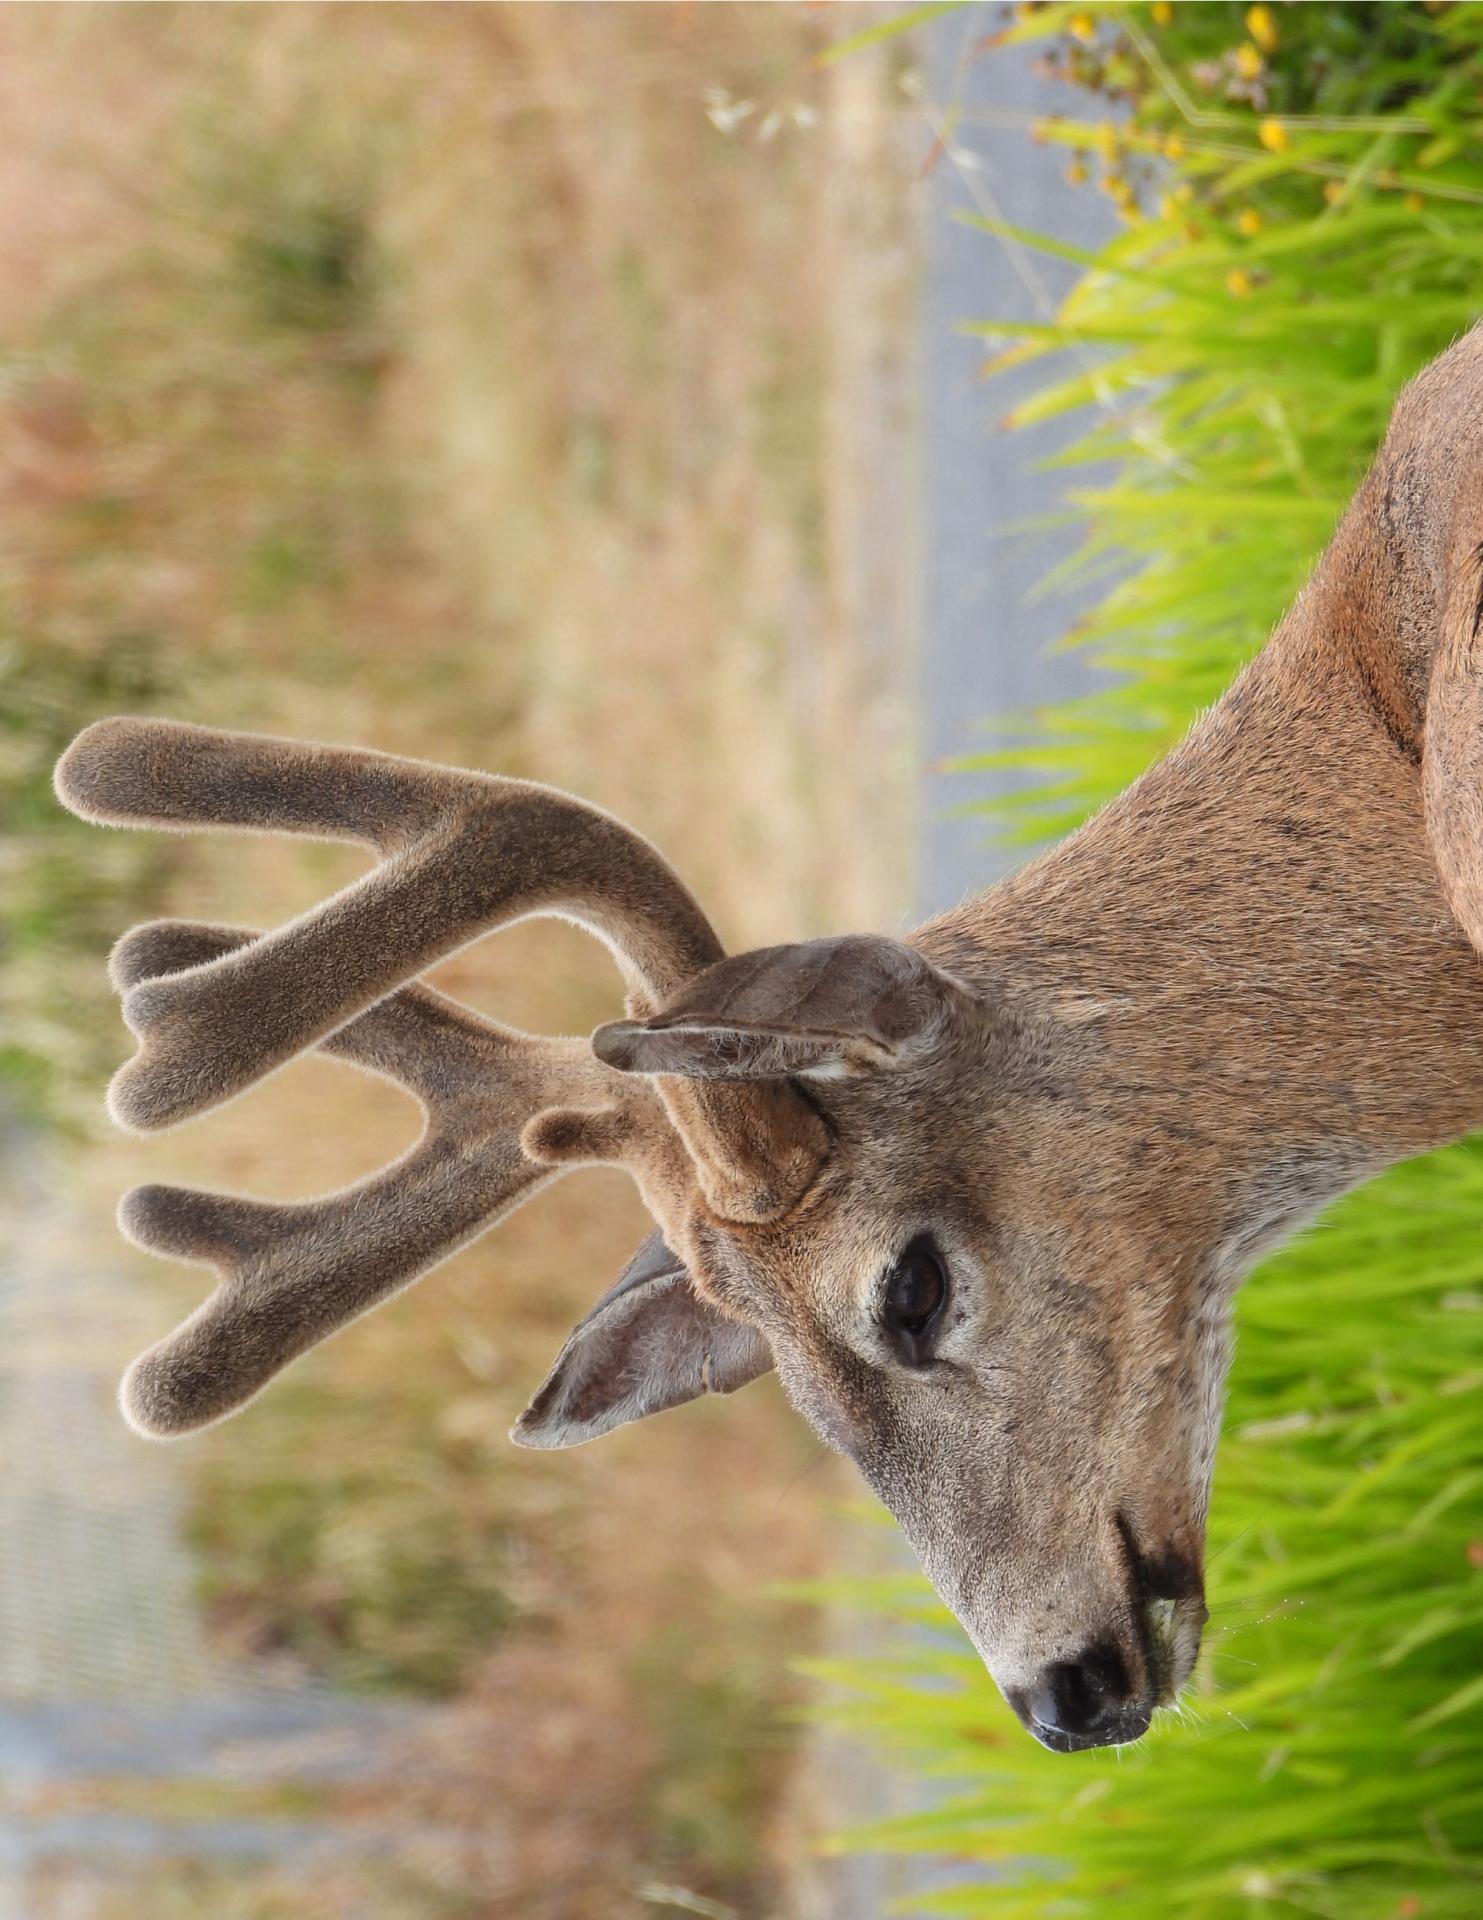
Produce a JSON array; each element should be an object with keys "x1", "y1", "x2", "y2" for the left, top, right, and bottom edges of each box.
[
  {"x1": 55, "y1": 718, "x2": 724, "y2": 1133},
  {"x1": 110, "y1": 919, "x2": 655, "y2": 1438}
]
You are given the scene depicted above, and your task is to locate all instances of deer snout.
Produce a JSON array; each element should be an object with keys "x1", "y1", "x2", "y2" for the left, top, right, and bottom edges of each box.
[
  {"x1": 1009, "y1": 1641, "x2": 1151, "y2": 1753},
  {"x1": 1004, "y1": 1546, "x2": 1208, "y2": 1753}
]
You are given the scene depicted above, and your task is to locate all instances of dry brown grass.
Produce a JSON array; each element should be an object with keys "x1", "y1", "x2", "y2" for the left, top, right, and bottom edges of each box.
[{"x1": 2, "y1": 6, "x2": 916, "y2": 1914}]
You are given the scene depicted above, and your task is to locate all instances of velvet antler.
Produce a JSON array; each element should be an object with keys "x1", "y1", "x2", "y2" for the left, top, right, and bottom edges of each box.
[
  {"x1": 106, "y1": 919, "x2": 674, "y2": 1436},
  {"x1": 56, "y1": 717, "x2": 724, "y2": 1132},
  {"x1": 54, "y1": 718, "x2": 828, "y2": 1436}
]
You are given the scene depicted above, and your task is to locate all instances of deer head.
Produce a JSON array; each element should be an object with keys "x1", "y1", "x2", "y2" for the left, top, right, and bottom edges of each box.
[{"x1": 55, "y1": 714, "x2": 1219, "y2": 1753}]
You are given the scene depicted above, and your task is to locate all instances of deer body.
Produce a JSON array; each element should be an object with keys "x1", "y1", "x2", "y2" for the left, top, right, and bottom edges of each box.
[{"x1": 54, "y1": 325, "x2": 1483, "y2": 1755}]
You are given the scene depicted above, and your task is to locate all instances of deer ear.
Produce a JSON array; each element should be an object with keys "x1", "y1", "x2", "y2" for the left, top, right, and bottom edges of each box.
[
  {"x1": 592, "y1": 934, "x2": 974, "y2": 1081},
  {"x1": 510, "y1": 1229, "x2": 773, "y2": 1450}
]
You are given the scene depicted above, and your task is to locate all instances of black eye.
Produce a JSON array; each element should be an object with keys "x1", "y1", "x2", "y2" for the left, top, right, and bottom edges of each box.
[{"x1": 881, "y1": 1236, "x2": 948, "y2": 1348}]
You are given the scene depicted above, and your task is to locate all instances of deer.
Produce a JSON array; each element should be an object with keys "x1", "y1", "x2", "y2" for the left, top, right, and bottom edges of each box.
[{"x1": 51, "y1": 324, "x2": 1483, "y2": 1755}]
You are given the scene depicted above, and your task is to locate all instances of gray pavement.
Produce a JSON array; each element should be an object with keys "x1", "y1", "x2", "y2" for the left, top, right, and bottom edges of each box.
[{"x1": 918, "y1": 7, "x2": 1116, "y2": 918}]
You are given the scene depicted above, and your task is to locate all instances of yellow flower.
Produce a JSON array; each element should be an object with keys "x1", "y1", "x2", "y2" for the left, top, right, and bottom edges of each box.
[
  {"x1": 1226, "y1": 267, "x2": 1255, "y2": 297},
  {"x1": 1236, "y1": 206, "x2": 1262, "y2": 236},
  {"x1": 1258, "y1": 118, "x2": 1289, "y2": 152},
  {"x1": 1097, "y1": 121, "x2": 1120, "y2": 160},
  {"x1": 1245, "y1": 4, "x2": 1279, "y2": 52},
  {"x1": 1234, "y1": 42, "x2": 1263, "y2": 79},
  {"x1": 1405, "y1": 191, "x2": 1425, "y2": 212},
  {"x1": 1066, "y1": 158, "x2": 1089, "y2": 185},
  {"x1": 1322, "y1": 180, "x2": 1345, "y2": 205},
  {"x1": 1068, "y1": 10, "x2": 1096, "y2": 41},
  {"x1": 1151, "y1": 0, "x2": 1173, "y2": 22},
  {"x1": 1163, "y1": 131, "x2": 1187, "y2": 160}
]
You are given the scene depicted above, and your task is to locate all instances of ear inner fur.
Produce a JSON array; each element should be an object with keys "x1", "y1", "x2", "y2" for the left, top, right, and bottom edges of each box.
[{"x1": 511, "y1": 1227, "x2": 774, "y2": 1449}]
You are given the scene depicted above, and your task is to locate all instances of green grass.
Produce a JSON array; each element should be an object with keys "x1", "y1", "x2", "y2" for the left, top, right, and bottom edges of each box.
[
  {"x1": 815, "y1": 4, "x2": 1483, "y2": 1913},
  {"x1": 632, "y1": 1609, "x2": 801, "y2": 1890}
]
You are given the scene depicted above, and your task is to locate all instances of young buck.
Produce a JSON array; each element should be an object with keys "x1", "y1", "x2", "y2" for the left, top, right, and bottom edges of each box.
[{"x1": 53, "y1": 327, "x2": 1483, "y2": 1754}]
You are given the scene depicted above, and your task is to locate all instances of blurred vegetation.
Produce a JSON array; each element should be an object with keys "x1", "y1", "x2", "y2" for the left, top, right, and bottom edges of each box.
[
  {"x1": 80, "y1": 1865, "x2": 485, "y2": 1920},
  {"x1": 0, "y1": 44, "x2": 428, "y2": 1130},
  {"x1": 0, "y1": 636, "x2": 174, "y2": 1126},
  {"x1": 633, "y1": 1612, "x2": 800, "y2": 1889},
  {"x1": 2, "y1": 8, "x2": 901, "y2": 1914},
  {"x1": 188, "y1": 1377, "x2": 519, "y2": 1697},
  {"x1": 816, "y1": 3, "x2": 1483, "y2": 1915}
]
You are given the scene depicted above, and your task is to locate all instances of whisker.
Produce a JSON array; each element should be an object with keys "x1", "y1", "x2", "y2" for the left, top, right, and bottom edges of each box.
[
  {"x1": 1205, "y1": 1506, "x2": 1275, "y2": 1568},
  {"x1": 774, "y1": 1446, "x2": 832, "y2": 1507}
]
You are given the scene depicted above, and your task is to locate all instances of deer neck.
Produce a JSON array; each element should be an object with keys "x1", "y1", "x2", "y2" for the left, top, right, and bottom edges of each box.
[{"x1": 918, "y1": 566, "x2": 1483, "y2": 1269}]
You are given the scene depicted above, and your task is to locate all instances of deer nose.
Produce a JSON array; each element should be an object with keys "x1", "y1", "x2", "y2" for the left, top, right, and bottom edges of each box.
[{"x1": 1016, "y1": 1644, "x2": 1150, "y2": 1753}]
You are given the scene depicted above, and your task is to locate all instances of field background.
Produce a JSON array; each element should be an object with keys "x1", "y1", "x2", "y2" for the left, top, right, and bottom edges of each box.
[{"x1": 0, "y1": 7, "x2": 919, "y2": 1916}]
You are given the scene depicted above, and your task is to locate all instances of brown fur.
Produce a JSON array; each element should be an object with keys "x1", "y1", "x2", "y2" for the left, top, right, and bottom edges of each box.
[{"x1": 52, "y1": 325, "x2": 1483, "y2": 1752}]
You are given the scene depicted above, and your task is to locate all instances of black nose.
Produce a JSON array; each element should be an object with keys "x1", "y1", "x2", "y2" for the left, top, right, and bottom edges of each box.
[{"x1": 1018, "y1": 1644, "x2": 1149, "y2": 1753}]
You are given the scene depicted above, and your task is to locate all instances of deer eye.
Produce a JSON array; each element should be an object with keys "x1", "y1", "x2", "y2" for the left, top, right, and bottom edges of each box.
[{"x1": 881, "y1": 1236, "x2": 948, "y2": 1351}]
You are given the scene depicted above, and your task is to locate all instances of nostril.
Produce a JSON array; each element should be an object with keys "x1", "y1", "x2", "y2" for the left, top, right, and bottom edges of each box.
[{"x1": 1027, "y1": 1644, "x2": 1132, "y2": 1741}]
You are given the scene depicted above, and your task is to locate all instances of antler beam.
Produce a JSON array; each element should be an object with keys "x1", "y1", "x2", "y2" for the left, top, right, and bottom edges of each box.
[{"x1": 55, "y1": 718, "x2": 724, "y2": 1132}]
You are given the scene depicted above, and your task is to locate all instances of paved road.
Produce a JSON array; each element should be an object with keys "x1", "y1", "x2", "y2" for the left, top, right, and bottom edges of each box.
[{"x1": 918, "y1": 8, "x2": 1116, "y2": 918}]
